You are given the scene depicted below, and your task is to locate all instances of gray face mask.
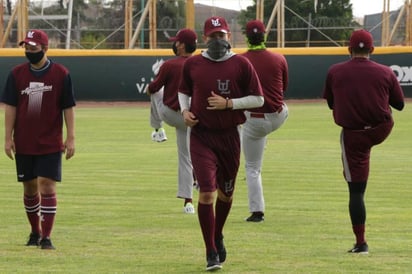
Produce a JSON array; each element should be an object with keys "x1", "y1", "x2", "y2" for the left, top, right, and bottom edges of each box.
[{"x1": 206, "y1": 38, "x2": 231, "y2": 60}]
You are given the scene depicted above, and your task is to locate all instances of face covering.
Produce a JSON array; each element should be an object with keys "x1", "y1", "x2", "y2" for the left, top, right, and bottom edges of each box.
[
  {"x1": 206, "y1": 38, "x2": 231, "y2": 60},
  {"x1": 25, "y1": 50, "x2": 45, "y2": 64},
  {"x1": 172, "y1": 41, "x2": 178, "y2": 56}
]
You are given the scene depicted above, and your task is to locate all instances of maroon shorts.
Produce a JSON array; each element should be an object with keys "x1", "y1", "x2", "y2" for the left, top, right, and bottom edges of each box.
[
  {"x1": 190, "y1": 126, "x2": 240, "y2": 196},
  {"x1": 340, "y1": 120, "x2": 394, "y2": 182}
]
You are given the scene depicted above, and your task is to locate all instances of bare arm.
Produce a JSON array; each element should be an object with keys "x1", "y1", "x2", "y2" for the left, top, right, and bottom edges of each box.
[
  {"x1": 4, "y1": 104, "x2": 16, "y2": 160},
  {"x1": 63, "y1": 107, "x2": 75, "y2": 160}
]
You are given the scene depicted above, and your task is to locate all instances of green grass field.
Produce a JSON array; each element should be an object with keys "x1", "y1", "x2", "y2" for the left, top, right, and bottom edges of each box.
[{"x1": 0, "y1": 101, "x2": 411, "y2": 273}]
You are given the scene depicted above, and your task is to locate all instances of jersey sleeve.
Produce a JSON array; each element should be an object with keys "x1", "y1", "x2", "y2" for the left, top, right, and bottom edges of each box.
[
  {"x1": 388, "y1": 71, "x2": 405, "y2": 108},
  {"x1": 0, "y1": 72, "x2": 18, "y2": 106},
  {"x1": 178, "y1": 59, "x2": 193, "y2": 96},
  {"x1": 61, "y1": 73, "x2": 76, "y2": 109}
]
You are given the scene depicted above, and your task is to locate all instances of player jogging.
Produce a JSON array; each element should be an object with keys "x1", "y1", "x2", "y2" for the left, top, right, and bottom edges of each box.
[{"x1": 178, "y1": 16, "x2": 264, "y2": 271}]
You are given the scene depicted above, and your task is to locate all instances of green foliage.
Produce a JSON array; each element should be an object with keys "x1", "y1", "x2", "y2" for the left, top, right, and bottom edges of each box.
[
  {"x1": 240, "y1": 0, "x2": 360, "y2": 47},
  {"x1": 0, "y1": 102, "x2": 411, "y2": 273},
  {"x1": 80, "y1": 32, "x2": 107, "y2": 49}
]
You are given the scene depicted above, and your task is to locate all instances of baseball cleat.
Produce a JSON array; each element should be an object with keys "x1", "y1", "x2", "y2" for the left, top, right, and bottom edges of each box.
[
  {"x1": 26, "y1": 232, "x2": 41, "y2": 246},
  {"x1": 183, "y1": 202, "x2": 195, "y2": 214},
  {"x1": 156, "y1": 128, "x2": 167, "y2": 142},
  {"x1": 151, "y1": 130, "x2": 158, "y2": 142},
  {"x1": 215, "y1": 236, "x2": 226, "y2": 263},
  {"x1": 206, "y1": 250, "x2": 222, "y2": 271},
  {"x1": 40, "y1": 237, "x2": 55, "y2": 250},
  {"x1": 151, "y1": 128, "x2": 167, "y2": 142},
  {"x1": 347, "y1": 243, "x2": 368, "y2": 254},
  {"x1": 245, "y1": 212, "x2": 264, "y2": 222}
]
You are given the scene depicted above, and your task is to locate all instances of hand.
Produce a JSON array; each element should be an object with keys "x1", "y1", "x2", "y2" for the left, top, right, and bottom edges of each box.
[
  {"x1": 207, "y1": 91, "x2": 228, "y2": 110},
  {"x1": 4, "y1": 139, "x2": 15, "y2": 160},
  {"x1": 64, "y1": 137, "x2": 75, "y2": 160},
  {"x1": 145, "y1": 86, "x2": 152, "y2": 96},
  {"x1": 182, "y1": 110, "x2": 199, "y2": 128}
]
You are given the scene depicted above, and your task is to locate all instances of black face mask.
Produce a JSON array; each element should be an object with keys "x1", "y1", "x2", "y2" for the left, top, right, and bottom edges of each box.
[
  {"x1": 172, "y1": 41, "x2": 178, "y2": 56},
  {"x1": 206, "y1": 38, "x2": 231, "y2": 60},
  {"x1": 25, "y1": 50, "x2": 45, "y2": 64}
]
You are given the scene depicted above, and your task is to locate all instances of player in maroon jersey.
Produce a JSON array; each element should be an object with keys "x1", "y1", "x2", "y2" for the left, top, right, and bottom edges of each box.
[
  {"x1": 1, "y1": 29, "x2": 76, "y2": 250},
  {"x1": 323, "y1": 29, "x2": 404, "y2": 254},
  {"x1": 241, "y1": 20, "x2": 289, "y2": 223},
  {"x1": 178, "y1": 16, "x2": 264, "y2": 271},
  {"x1": 146, "y1": 28, "x2": 197, "y2": 214}
]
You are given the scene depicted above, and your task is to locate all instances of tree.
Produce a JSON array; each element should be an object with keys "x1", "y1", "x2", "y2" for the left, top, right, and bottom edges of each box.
[{"x1": 240, "y1": 0, "x2": 360, "y2": 47}]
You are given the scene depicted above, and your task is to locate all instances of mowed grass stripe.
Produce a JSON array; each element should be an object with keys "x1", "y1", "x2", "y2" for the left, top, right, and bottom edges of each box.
[{"x1": 0, "y1": 101, "x2": 410, "y2": 273}]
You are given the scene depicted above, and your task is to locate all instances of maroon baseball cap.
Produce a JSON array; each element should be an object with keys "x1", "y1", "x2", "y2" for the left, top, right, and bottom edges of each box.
[
  {"x1": 203, "y1": 16, "x2": 230, "y2": 36},
  {"x1": 349, "y1": 29, "x2": 373, "y2": 50},
  {"x1": 246, "y1": 20, "x2": 265, "y2": 36},
  {"x1": 19, "y1": 29, "x2": 49, "y2": 46},
  {"x1": 169, "y1": 28, "x2": 197, "y2": 46}
]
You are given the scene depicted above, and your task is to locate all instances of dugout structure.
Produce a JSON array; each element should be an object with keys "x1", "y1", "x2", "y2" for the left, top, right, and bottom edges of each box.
[{"x1": 0, "y1": 46, "x2": 412, "y2": 101}]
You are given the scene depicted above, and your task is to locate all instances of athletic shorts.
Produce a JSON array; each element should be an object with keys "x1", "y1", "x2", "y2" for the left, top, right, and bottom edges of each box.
[
  {"x1": 15, "y1": 152, "x2": 62, "y2": 182},
  {"x1": 190, "y1": 126, "x2": 240, "y2": 196},
  {"x1": 340, "y1": 120, "x2": 394, "y2": 182}
]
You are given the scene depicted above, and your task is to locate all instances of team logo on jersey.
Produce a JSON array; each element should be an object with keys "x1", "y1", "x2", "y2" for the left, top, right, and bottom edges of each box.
[
  {"x1": 390, "y1": 65, "x2": 412, "y2": 86},
  {"x1": 21, "y1": 82, "x2": 52, "y2": 95},
  {"x1": 217, "y1": 79, "x2": 230, "y2": 95},
  {"x1": 21, "y1": 82, "x2": 52, "y2": 115}
]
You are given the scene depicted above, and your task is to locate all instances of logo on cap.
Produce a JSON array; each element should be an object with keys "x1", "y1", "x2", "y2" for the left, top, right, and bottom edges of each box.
[{"x1": 211, "y1": 18, "x2": 223, "y2": 27}]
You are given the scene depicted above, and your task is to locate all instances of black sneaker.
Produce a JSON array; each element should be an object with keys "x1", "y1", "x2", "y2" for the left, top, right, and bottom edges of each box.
[
  {"x1": 245, "y1": 212, "x2": 264, "y2": 222},
  {"x1": 206, "y1": 250, "x2": 222, "y2": 271},
  {"x1": 40, "y1": 237, "x2": 56, "y2": 250},
  {"x1": 347, "y1": 243, "x2": 368, "y2": 254},
  {"x1": 215, "y1": 236, "x2": 226, "y2": 263},
  {"x1": 26, "y1": 232, "x2": 41, "y2": 246}
]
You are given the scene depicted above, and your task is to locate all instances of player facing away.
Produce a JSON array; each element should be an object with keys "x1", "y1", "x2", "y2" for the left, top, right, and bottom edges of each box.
[
  {"x1": 241, "y1": 20, "x2": 289, "y2": 222},
  {"x1": 178, "y1": 16, "x2": 264, "y2": 271},
  {"x1": 146, "y1": 28, "x2": 198, "y2": 214},
  {"x1": 1, "y1": 29, "x2": 76, "y2": 250},
  {"x1": 323, "y1": 29, "x2": 404, "y2": 254}
]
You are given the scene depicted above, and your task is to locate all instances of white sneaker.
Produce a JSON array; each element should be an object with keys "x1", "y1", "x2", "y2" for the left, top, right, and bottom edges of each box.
[
  {"x1": 156, "y1": 128, "x2": 167, "y2": 142},
  {"x1": 183, "y1": 202, "x2": 195, "y2": 214},
  {"x1": 151, "y1": 128, "x2": 167, "y2": 142},
  {"x1": 151, "y1": 130, "x2": 158, "y2": 142}
]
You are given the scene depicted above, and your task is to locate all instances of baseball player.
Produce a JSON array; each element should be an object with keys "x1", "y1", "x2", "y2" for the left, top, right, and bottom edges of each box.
[
  {"x1": 146, "y1": 29, "x2": 197, "y2": 214},
  {"x1": 149, "y1": 91, "x2": 168, "y2": 142},
  {"x1": 241, "y1": 20, "x2": 289, "y2": 223},
  {"x1": 1, "y1": 29, "x2": 76, "y2": 250},
  {"x1": 149, "y1": 59, "x2": 167, "y2": 142},
  {"x1": 178, "y1": 16, "x2": 264, "y2": 271},
  {"x1": 323, "y1": 29, "x2": 404, "y2": 254}
]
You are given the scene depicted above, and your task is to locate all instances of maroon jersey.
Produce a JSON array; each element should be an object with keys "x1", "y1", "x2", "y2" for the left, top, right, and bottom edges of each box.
[
  {"x1": 179, "y1": 54, "x2": 263, "y2": 129},
  {"x1": 148, "y1": 56, "x2": 189, "y2": 111},
  {"x1": 1, "y1": 61, "x2": 76, "y2": 155},
  {"x1": 242, "y1": 49, "x2": 288, "y2": 113},
  {"x1": 323, "y1": 58, "x2": 404, "y2": 129}
]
